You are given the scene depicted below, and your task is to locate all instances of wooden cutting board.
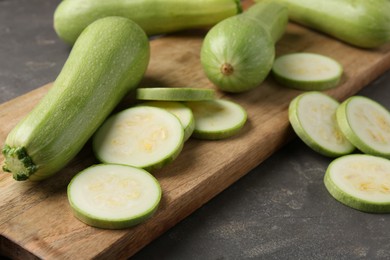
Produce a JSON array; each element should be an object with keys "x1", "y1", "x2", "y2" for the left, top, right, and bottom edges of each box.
[{"x1": 1, "y1": 11, "x2": 390, "y2": 260}]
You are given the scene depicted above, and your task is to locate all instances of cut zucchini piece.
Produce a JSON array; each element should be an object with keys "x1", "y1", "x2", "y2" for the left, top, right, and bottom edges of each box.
[
  {"x1": 136, "y1": 87, "x2": 215, "y2": 101},
  {"x1": 185, "y1": 99, "x2": 247, "y2": 140},
  {"x1": 68, "y1": 164, "x2": 161, "y2": 229},
  {"x1": 272, "y1": 53, "x2": 343, "y2": 90},
  {"x1": 324, "y1": 154, "x2": 390, "y2": 213},
  {"x1": 140, "y1": 101, "x2": 195, "y2": 141},
  {"x1": 289, "y1": 92, "x2": 354, "y2": 157},
  {"x1": 93, "y1": 106, "x2": 184, "y2": 171},
  {"x1": 336, "y1": 96, "x2": 390, "y2": 159}
]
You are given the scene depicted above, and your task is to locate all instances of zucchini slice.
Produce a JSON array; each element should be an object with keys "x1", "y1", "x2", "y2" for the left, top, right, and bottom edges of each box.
[
  {"x1": 68, "y1": 164, "x2": 161, "y2": 229},
  {"x1": 93, "y1": 106, "x2": 184, "y2": 171},
  {"x1": 324, "y1": 154, "x2": 390, "y2": 213},
  {"x1": 185, "y1": 99, "x2": 247, "y2": 140},
  {"x1": 336, "y1": 96, "x2": 390, "y2": 159},
  {"x1": 136, "y1": 88, "x2": 215, "y2": 101},
  {"x1": 289, "y1": 92, "x2": 354, "y2": 157},
  {"x1": 139, "y1": 101, "x2": 195, "y2": 141},
  {"x1": 272, "y1": 53, "x2": 343, "y2": 90}
]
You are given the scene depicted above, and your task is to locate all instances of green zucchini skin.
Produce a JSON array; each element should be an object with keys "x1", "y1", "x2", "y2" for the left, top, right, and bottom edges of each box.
[
  {"x1": 200, "y1": 1, "x2": 288, "y2": 93},
  {"x1": 54, "y1": 0, "x2": 242, "y2": 45},
  {"x1": 2, "y1": 17, "x2": 150, "y2": 181},
  {"x1": 258, "y1": 0, "x2": 390, "y2": 48}
]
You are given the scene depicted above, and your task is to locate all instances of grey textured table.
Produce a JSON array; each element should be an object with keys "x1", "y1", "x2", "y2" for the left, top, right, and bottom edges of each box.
[{"x1": 1, "y1": 1, "x2": 390, "y2": 259}]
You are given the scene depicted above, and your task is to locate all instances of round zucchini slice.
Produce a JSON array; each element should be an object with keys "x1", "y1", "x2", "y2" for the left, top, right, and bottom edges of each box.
[
  {"x1": 324, "y1": 154, "x2": 390, "y2": 213},
  {"x1": 68, "y1": 164, "x2": 162, "y2": 229},
  {"x1": 185, "y1": 99, "x2": 247, "y2": 140},
  {"x1": 93, "y1": 106, "x2": 184, "y2": 171},
  {"x1": 336, "y1": 96, "x2": 390, "y2": 158},
  {"x1": 289, "y1": 91, "x2": 354, "y2": 157},
  {"x1": 272, "y1": 52, "x2": 343, "y2": 90}
]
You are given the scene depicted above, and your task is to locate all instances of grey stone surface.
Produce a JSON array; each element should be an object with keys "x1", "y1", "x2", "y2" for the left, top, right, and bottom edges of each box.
[
  {"x1": 0, "y1": 0, "x2": 68, "y2": 104},
  {"x1": 1, "y1": 0, "x2": 390, "y2": 259}
]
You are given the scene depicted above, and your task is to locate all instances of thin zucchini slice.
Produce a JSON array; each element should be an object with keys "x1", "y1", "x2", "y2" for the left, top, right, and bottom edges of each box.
[
  {"x1": 289, "y1": 92, "x2": 354, "y2": 157},
  {"x1": 140, "y1": 101, "x2": 195, "y2": 141},
  {"x1": 93, "y1": 106, "x2": 184, "y2": 171},
  {"x1": 136, "y1": 87, "x2": 215, "y2": 101},
  {"x1": 336, "y1": 96, "x2": 390, "y2": 159},
  {"x1": 68, "y1": 164, "x2": 161, "y2": 229},
  {"x1": 272, "y1": 53, "x2": 343, "y2": 90},
  {"x1": 185, "y1": 99, "x2": 247, "y2": 140},
  {"x1": 324, "y1": 154, "x2": 390, "y2": 213}
]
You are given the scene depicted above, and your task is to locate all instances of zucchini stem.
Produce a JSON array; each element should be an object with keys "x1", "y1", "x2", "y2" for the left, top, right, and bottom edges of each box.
[
  {"x1": 221, "y1": 63, "x2": 234, "y2": 76},
  {"x1": 234, "y1": 0, "x2": 243, "y2": 14},
  {"x1": 2, "y1": 145, "x2": 37, "y2": 181}
]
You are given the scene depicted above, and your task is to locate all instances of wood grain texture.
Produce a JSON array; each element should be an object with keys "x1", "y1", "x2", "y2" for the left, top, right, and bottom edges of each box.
[{"x1": 1, "y1": 17, "x2": 390, "y2": 260}]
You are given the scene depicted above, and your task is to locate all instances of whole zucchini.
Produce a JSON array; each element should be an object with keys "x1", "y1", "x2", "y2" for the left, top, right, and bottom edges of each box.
[
  {"x1": 200, "y1": 1, "x2": 288, "y2": 92},
  {"x1": 54, "y1": 0, "x2": 242, "y2": 45},
  {"x1": 2, "y1": 17, "x2": 150, "y2": 181},
  {"x1": 257, "y1": 0, "x2": 390, "y2": 48}
]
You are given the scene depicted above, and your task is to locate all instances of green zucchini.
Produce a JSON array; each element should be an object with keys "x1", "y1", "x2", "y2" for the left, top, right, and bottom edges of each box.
[
  {"x1": 54, "y1": 0, "x2": 242, "y2": 45},
  {"x1": 200, "y1": 1, "x2": 288, "y2": 93},
  {"x1": 257, "y1": 0, "x2": 390, "y2": 48},
  {"x1": 2, "y1": 17, "x2": 150, "y2": 181}
]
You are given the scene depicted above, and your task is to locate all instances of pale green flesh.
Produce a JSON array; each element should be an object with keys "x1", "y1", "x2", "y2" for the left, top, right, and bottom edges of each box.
[
  {"x1": 273, "y1": 53, "x2": 343, "y2": 90},
  {"x1": 336, "y1": 96, "x2": 390, "y2": 158},
  {"x1": 139, "y1": 101, "x2": 195, "y2": 141},
  {"x1": 136, "y1": 88, "x2": 215, "y2": 101},
  {"x1": 289, "y1": 92, "x2": 354, "y2": 157},
  {"x1": 54, "y1": 0, "x2": 241, "y2": 44},
  {"x1": 93, "y1": 106, "x2": 184, "y2": 171},
  {"x1": 185, "y1": 99, "x2": 247, "y2": 140},
  {"x1": 68, "y1": 164, "x2": 161, "y2": 229},
  {"x1": 324, "y1": 154, "x2": 390, "y2": 213},
  {"x1": 257, "y1": 0, "x2": 390, "y2": 48},
  {"x1": 2, "y1": 17, "x2": 150, "y2": 181}
]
